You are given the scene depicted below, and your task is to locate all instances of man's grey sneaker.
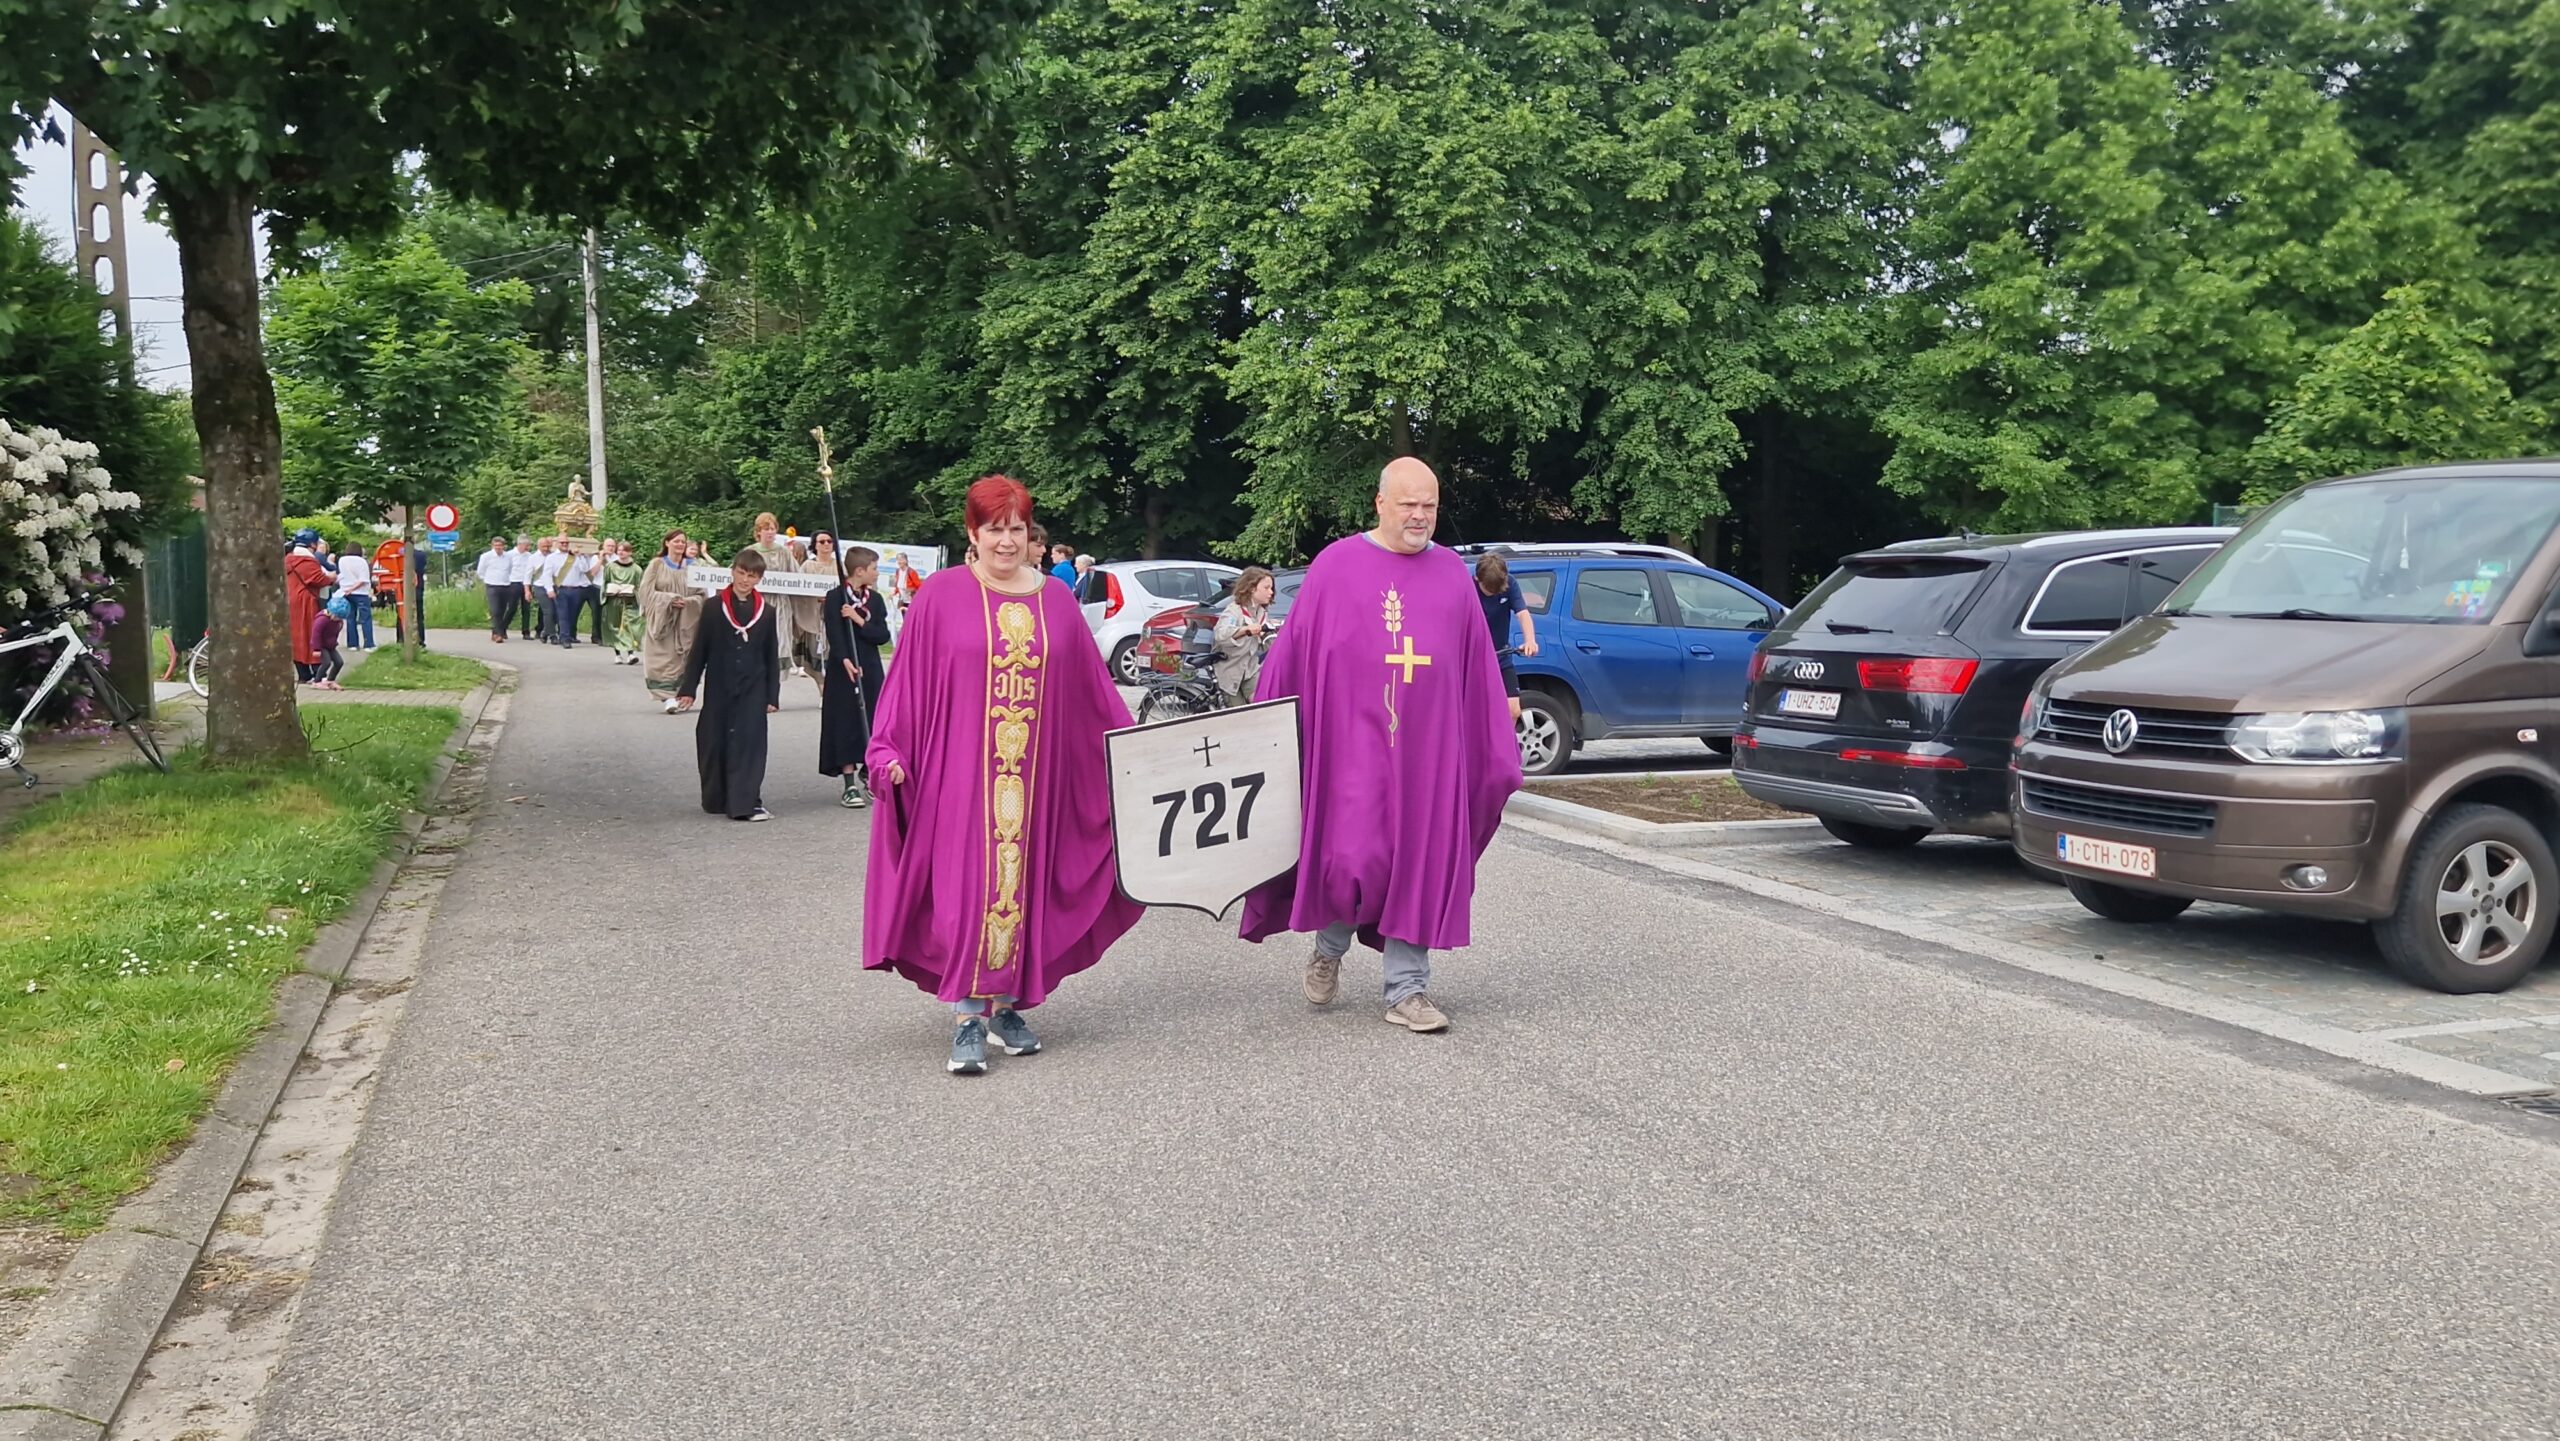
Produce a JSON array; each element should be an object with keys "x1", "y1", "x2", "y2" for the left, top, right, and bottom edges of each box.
[
  {"x1": 1383, "y1": 993, "x2": 1449, "y2": 1033},
  {"x1": 842, "y1": 775, "x2": 870, "y2": 809},
  {"x1": 1304, "y1": 950, "x2": 1343, "y2": 1006},
  {"x1": 988, "y1": 1008, "x2": 1041, "y2": 1056},
  {"x1": 948, "y1": 1017, "x2": 989, "y2": 1075}
]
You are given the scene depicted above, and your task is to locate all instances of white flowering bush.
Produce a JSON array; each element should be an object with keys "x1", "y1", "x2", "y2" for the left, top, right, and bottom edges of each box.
[
  {"x1": 0, "y1": 417, "x2": 145, "y2": 726},
  {"x1": 0, "y1": 417, "x2": 144, "y2": 614}
]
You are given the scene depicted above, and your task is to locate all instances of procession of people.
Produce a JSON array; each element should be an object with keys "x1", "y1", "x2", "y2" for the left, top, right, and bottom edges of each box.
[{"x1": 452, "y1": 460, "x2": 1516, "y2": 1074}]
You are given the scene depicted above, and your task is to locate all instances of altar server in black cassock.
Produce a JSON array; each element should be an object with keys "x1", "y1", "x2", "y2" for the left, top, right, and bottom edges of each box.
[
  {"x1": 821, "y1": 545, "x2": 893, "y2": 809},
  {"x1": 678, "y1": 548, "x2": 784, "y2": 821}
]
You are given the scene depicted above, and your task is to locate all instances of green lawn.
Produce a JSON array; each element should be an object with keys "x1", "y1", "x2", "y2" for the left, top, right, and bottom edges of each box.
[
  {"x1": 0, "y1": 705, "x2": 458, "y2": 1234},
  {"x1": 423, "y1": 585, "x2": 494, "y2": 630},
  {"x1": 341, "y1": 648, "x2": 489, "y2": 692}
]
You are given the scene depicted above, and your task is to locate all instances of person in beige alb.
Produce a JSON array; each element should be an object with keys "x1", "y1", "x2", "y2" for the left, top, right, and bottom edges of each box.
[{"x1": 639, "y1": 527, "x2": 704, "y2": 713}]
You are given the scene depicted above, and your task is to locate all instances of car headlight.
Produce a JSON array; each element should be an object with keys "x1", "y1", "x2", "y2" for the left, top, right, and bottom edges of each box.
[{"x1": 2226, "y1": 709, "x2": 2404, "y2": 764}]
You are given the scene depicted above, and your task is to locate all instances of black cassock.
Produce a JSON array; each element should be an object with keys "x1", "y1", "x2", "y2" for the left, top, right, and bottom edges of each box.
[
  {"x1": 680, "y1": 589, "x2": 784, "y2": 817},
  {"x1": 819, "y1": 583, "x2": 891, "y2": 777}
]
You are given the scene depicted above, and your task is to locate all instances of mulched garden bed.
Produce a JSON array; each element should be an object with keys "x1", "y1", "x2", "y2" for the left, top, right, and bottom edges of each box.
[{"x1": 1524, "y1": 774, "x2": 1802, "y2": 825}]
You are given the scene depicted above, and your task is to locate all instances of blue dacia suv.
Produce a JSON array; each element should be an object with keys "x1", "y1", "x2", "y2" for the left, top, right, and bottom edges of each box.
[{"x1": 1466, "y1": 546, "x2": 1789, "y2": 776}]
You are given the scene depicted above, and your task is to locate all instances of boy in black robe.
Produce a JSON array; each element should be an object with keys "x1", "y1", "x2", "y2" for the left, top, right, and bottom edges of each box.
[
  {"x1": 821, "y1": 545, "x2": 893, "y2": 808},
  {"x1": 678, "y1": 548, "x2": 783, "y2": 821}
]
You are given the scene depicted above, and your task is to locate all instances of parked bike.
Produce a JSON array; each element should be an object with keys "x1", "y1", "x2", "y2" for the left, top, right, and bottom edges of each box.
[
  {"x1": 1135, "y1": 651, "x2": 1230, "y2": 724},
  {"x1": 1, "y1": 589, "x2": 168, "y2": 786}
]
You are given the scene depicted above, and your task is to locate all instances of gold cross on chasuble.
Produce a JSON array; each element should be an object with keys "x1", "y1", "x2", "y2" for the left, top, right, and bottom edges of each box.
[{"x1": 1384, "y1": 635, "x2": 1433, "y2": 683}]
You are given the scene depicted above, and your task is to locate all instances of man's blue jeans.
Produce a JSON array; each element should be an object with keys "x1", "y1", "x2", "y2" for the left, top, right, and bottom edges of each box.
[{"x1": 345, "y1": 593, "x2": 375, "y2": 649}]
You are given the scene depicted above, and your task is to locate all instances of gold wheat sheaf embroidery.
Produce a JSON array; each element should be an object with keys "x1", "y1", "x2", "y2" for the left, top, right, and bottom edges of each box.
[{"x1": 979, "y1": 599, "x2": 1043, "y2": 978}]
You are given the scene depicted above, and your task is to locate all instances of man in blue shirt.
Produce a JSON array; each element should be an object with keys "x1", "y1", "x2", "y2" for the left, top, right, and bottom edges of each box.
[{"x1": 1049, "y1": 543, "x2": 1080, "y2": 589}]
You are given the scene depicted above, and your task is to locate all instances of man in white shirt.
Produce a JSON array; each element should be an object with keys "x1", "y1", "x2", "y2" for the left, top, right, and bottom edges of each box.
[
  {"x1": 553, "y1": 540, "x2": 601, "y2": 649},
  {"x1": 505, "y1": 535, "x2": 540, "y2": 639},
  {"x1": 526, "y1": 536, "x2": 568, "y2": 643},
  {"x1": 476, "y1": 536, "x2": 516, "y2": 642},
  {"x1": 335, "y1": 547, "x2": 376, "y2": 651}
]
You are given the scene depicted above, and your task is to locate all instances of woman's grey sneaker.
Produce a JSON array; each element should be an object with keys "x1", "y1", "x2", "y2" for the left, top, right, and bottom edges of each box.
[
  {"x1": 948, "y1": 1017, "x2": 990, "y2": 1075},
  {"x1": 1383, "y1": 993, "x2": 1449, "y2": 1033},
  {"x1": 1304, "y1": 950, "x2": 1342, "y2": 1005},
  {"x1": 988, "y1": 1008, "x2": 1042, "y2": 1056}
]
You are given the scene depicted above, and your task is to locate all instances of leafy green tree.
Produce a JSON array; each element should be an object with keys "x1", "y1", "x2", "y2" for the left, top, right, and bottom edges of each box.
[
  {"x1": 1, "y1": 0, "x2": 1043, "y2": 761},
  {"x1": 268, "y1": 232, "x2": 531, "y2": 658},
  {"x1": 1878, "y1": 0, "x2": 2478, "y2": 531},
  {"x1": 2244, "y1": 284, "x2": 2545, "y2": 500}
]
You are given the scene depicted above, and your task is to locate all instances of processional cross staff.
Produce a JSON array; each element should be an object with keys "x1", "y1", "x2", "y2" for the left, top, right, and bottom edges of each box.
[{"x1": 812, "y1": 425, "x2": 874, "y2": 741}]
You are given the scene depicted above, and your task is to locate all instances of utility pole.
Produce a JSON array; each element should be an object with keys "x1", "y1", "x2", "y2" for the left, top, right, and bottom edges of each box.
[{"x1": 583, "y1": 227, "x2": 609, "y2": 516}]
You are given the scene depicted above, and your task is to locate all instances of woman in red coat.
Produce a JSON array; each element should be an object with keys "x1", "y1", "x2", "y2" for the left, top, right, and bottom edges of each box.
[{"x1": 285, "y1": 529, "x2": 333, "y2": 683}]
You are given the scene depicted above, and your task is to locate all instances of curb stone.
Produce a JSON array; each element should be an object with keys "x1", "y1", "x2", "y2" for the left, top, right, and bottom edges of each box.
[
  {"x1": 1505, "y1": 788, "x2": 1818, "y2": 848},
  {"x1": 0, "y1": 666, "x2": 514, "y2": 1441}
]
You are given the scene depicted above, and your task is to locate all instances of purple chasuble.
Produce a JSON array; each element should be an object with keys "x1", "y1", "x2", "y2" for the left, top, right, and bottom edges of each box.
[
  {"x1": 862, "y1": 570, "x2": 1142, "y2": 1005},
  {"x1": 1240, "y1": 535, "x2": 1522, "y2": 951}
]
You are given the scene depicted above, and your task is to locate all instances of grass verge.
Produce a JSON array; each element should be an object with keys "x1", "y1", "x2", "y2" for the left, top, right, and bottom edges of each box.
[
  {"x1": 0, "y1": 704, "x2": 459, "y2": 1234},
  {"x1": 341, "y1": 648, "x2": 489, "y2": 692},
  {"x1": 423, "y1": 585, "x2": 494, "y2": 631}
]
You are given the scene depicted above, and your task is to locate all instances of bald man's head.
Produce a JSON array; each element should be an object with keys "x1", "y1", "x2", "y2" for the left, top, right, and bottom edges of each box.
[{"x1": 1373, "y1": 458, "x2": 1441, "y2": 555}]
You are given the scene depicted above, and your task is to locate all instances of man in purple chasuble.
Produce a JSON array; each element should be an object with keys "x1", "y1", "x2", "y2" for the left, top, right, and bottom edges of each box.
[
  {"x1": 1239, "y1": 458, "x2": 1523, "y2": 1032},
  {"x1": 862, "y1": 476, "x2": 1143, "y2": 1075}
]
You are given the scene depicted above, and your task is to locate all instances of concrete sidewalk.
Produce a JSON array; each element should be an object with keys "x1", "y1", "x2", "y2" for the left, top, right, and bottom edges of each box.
[{"x1": 161, "y1": 632, "x2": 2560, "y2": 1439}]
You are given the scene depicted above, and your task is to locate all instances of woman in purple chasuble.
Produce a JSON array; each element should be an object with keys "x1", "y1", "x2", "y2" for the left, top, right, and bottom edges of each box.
[{"x1": 862, "y1": 475, "x2": 1144, "y2": 1075}]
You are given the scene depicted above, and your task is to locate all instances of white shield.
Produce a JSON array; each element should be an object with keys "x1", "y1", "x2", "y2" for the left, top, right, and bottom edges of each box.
[{"x1": 1107, "y1": 698, "x2": 1303, "y2": 917}]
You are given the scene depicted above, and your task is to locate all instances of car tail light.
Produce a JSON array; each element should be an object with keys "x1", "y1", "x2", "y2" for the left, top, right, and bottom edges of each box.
[
  {"x1": 1104, "y1": 572, "x2": 1125, "y2": 619},
  {"x1": 1746, "y1": 649, "x2": 1768, "y2": 684},
  {"x1": 1839, "y1": 748, "x2": 1967, "y2": 770},
  {"x1": 1857, "y1": 657, "x2": 1978, "y2": 695},
  {"x1": 1143, "y1": 608, "x2": 1187, "y2": 631}
]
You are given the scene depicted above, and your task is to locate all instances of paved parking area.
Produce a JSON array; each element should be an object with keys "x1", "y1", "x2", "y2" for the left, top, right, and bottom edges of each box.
[{"x1": 1689, "y1": 834, "x2": 2560, "y2": 1088}]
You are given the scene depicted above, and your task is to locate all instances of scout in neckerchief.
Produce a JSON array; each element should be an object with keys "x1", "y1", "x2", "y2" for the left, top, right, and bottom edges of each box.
[{"x1": 677, "y1": 547, "x2": 785, "y2": 821}]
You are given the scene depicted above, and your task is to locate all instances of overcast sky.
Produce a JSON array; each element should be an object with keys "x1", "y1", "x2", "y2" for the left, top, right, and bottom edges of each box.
[{"x1": 13, "y1": 108, "x2": 196, "y2": 391}]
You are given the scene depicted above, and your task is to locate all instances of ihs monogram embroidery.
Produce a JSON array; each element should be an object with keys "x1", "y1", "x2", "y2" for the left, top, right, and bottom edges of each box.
[{"x1": 980, "y1": 597, "x2": 1045, "y2": 984}]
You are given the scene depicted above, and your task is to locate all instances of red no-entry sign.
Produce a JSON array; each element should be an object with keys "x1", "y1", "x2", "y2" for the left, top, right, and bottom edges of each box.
[{"x1": 425, "y1": 502, "x2": 459, "y2": 531}]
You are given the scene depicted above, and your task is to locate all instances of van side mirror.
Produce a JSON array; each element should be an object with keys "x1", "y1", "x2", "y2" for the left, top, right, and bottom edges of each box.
[{"x1": 2530, "y1": 606, "x2": 2560, "y2": 658}]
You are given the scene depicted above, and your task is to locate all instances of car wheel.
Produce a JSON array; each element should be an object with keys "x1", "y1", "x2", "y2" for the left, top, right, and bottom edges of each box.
[
  {"x1": 1516, "y1": 692, "x2": 1572, "y2": 777},
  {"x1": 1818, "y1": 816, "x2": 1930, "y2": 850},
  {"x1": 1109, "y1": 638, "x2": 1141, "y2": 687},
  {"x1": 2064, "y1": 876, "x2": 2193, "y2": 924},
  {"x1": 1702, "y1": 737, "x2": 1735, "y2": 759},
  {"x1": 2374, "y1": 803, "x2": 2555, "y2": 994}
]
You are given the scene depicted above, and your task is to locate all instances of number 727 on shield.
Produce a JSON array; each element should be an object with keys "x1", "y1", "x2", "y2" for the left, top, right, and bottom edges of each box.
[{"x1": 1106, "y1": 699, "x2": 1305, "y2": 918}]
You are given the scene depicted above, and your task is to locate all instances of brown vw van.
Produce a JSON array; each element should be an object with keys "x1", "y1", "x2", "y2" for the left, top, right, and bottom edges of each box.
[{"x1": 2012, "y1": 461, "x2": 2560, "y2": 992}]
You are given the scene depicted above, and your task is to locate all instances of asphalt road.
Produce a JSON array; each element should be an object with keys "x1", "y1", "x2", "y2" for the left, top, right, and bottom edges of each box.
[{"x1": 254, "y1": 634, "x2": 2560, "y2": 1440}]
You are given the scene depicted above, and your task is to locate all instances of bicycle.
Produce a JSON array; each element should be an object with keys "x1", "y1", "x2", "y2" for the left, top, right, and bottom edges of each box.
[
  {"x1": 185, "y1": 633, "x2": 210, "y2": 699},
  {"x1": 1135, "y1": 651, "x2": 1232, "y2": 723},
  {"x1": 1, "y1": 590, "x2": 169, "y2": 786}
]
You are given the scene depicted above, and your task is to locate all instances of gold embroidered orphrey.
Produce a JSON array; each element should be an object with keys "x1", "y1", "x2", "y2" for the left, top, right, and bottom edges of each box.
[
  {"x1": 1381, "y1": 585, "x2": 1430, "y2": 746},
  {"x1": 980, "y1": 595, "x2": 1045, "y2": 988}
]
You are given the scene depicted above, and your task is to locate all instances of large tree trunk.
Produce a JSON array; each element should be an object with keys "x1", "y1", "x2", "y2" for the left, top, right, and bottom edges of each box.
[{"x1": 166, "y1": 181, "x2": 306, "y2": 763}]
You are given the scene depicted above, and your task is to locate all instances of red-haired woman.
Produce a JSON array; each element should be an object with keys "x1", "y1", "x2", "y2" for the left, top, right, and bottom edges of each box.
[{"x1": 861, "y1": 475, "x2": 1143, "y2": 1074}]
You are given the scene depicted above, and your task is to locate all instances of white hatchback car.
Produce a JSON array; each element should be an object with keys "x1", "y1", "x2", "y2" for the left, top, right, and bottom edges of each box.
[{"x1": 1078, "y1": 560, "x2": 1240, "y2": 686}]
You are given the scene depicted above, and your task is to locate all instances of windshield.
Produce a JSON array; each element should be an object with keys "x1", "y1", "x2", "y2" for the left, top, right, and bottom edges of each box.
[
  {"x1": 2168, "y1": 477, "x2": 2560, "y2": 624},
  {"x1": 1787, "y1": 558, "x2": 1992, "y2": 637}
]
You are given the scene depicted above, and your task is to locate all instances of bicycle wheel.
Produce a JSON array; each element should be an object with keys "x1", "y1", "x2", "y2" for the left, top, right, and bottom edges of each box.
[
  {"x1": 186, "y1": 638, "x2": 210, "y2": 699},
  {"x1": 81, "y1": 655, "x2": 168, "y2": 772}
]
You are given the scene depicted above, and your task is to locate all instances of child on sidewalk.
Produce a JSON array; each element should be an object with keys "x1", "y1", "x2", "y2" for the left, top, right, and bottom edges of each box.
[
  {"x1": 677, "y1": 548, "x2": 783, "y2": 821},
  {"x1": 310, "y1": 596, "x2": 348, "y2": 690},
  {"x1": 821, "y1": 545, "x2": 893, "y2": 808}
]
